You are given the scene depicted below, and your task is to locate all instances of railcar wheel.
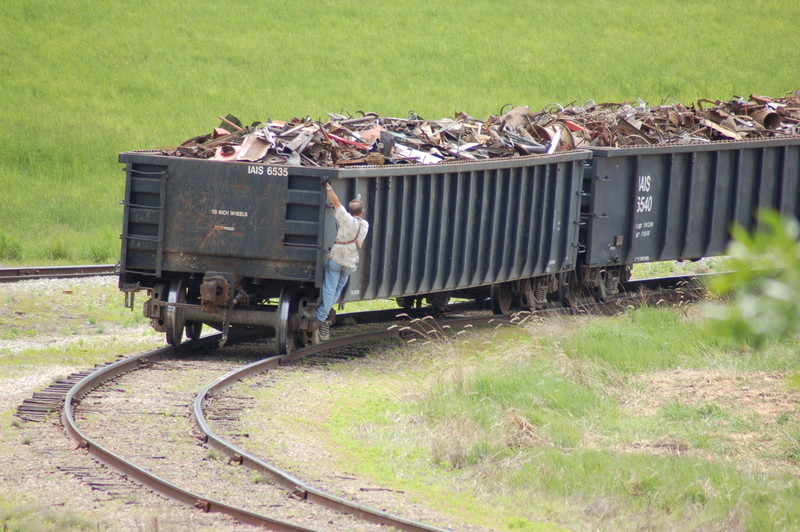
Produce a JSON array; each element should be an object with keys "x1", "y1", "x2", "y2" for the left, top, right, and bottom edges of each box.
[
  {"x1": 277, "y1": 287, "x2": 296, "y2": 354},
  {"x1": 185, "y1": 320, "x2": 203, "y2": 340},
  {"x1": 594, "y1": 270, "x2": 609, "y2": 302},
  {"x1": 184, "y1": 289, "x2": 203, "y2": 340},
  {"x1": 491, "y1": 283, "x2": 512, "y2": 315},
  {"x1": 294, "y1": 293, "x2": 315, "y2": 349},
  {"x1": 427, "y1": 292, "x2": 451, "y2": 313},
  {"x1": 296, "y1": 329, "x2": 314, "y2": 348},
  {"x1": 558, "y1": 271, "x2": 582, "y2": 311},
  {"x1": 150, "y1": 283, "x2": 168, "y2": 333},
  {"x1": 593, "y1": 269, "x2": 621, "y2": 303},
  {"x1": 165, "y1": 279, "x2": 186, "y2": 346},
  {"x1": 396, "y1": 296, "x2": 415, "y2": 310},
  {"x1": 516, "y1": 279, "x2": 536, "y2": 311}
]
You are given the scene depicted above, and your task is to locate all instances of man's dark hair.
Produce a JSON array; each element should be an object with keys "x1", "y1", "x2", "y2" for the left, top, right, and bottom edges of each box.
[{"x1": 349, "y1": 199, "x2": 364, "y2": 216}]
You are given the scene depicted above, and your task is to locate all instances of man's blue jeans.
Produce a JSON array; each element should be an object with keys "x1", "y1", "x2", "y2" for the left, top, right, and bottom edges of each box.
[{"x1": 316, "y1": 258, "x2": 354, "y2": 322}]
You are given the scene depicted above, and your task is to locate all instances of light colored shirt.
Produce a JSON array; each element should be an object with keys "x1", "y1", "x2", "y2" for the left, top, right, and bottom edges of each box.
[{"x1": 329, "y1": 204, "x2": 369, "y2": 269}]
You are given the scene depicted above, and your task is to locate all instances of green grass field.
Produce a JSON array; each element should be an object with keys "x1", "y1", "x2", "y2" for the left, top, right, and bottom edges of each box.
[{"x1": 1, "y1": 0, "x2": 799, "y2": 263}]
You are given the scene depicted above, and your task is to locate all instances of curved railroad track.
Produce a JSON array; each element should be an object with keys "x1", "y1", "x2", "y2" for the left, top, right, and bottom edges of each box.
[
  {"x1": 24, "y1": 272, "x2": 709, "y2": 530},
  {"x1": 61, "y1": 316, "x2": 461, "y2": 531}
]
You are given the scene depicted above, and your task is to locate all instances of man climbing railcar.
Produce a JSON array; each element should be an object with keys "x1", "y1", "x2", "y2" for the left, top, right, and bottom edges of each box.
[{"x1": 315, "y1": 179, "x2": 370, "y2": 340}]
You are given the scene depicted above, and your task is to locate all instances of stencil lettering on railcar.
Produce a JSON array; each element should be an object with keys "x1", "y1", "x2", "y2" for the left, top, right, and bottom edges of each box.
[
  {"x1": 636, "y1": 174, "x2": 653, "y2": 214},
  {"x1": 211, "y1": 209, "x2": 249, "y2": 217},
  {"x1": 636, "y1": 195, "x2": 653, "y2": 213},
  {"x1": 248, "y1": 165, "x2": 288, "y2": 177},
  {"x1": 635, "y1": 221, "x2": 654, "y2": 239}
]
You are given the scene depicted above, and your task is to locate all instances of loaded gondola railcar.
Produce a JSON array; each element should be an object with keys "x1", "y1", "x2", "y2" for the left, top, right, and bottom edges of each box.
[
  {"x1": 578, "y1": 138, "x2": 800, "y2": 301},
  {"x1": 118, "y1": 150, "x2": 588, "y2": 352}
]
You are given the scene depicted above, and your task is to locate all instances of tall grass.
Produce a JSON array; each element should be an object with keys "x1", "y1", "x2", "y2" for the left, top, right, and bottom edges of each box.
[{"x1": 2, "y1": 0, "x2": 799, "y2": 263}]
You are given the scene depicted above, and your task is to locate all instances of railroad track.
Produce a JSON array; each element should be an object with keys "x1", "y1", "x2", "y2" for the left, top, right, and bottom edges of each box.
[
  {"x1": 17, "y1": 273, "x2": 709, "y2": 530},
  {"x1": 62, "y1": 322, "x2": 457, "y2": 531},
  {"x1": 0, "y1": 264, "x2": 116, "y2": 283}
]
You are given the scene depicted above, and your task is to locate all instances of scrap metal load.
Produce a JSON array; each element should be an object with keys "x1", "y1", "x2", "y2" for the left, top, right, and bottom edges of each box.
[{"x1": 161, "y1": 90, "x2": 800, "y2": 167}]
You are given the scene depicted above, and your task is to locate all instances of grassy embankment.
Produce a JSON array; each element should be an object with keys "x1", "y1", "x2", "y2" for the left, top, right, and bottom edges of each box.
[
  {"x1": 242, "y1": 303, "x2": 800, "y2": 531},
  {"x1": 2, "y1": 0, "x2": 799, "y2": 263}
]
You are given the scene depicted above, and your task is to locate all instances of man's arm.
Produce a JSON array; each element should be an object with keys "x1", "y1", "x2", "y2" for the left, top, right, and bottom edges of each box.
[{"x1": 325, "y1": 182, "x2": 342, "y2": 210}]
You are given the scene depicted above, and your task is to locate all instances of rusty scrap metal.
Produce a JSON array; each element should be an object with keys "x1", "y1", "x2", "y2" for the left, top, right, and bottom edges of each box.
[{"x1": 160, "y1": 90, "x2": 800, "y2": 166}]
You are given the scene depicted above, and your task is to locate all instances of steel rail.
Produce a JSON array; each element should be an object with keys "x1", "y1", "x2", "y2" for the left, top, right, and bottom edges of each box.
[
  {"x1": 62, "y1": 333, "x2": 315, "y2": 532},
  {"x1": 192, "y1": 316, "x2": 513, "y2": 532},
  {"x1": 0, "y1": 264, "x2": 117, "y2": 283},
  {"x1": 624, "y1": 272, "x2": 721, "y2": 292}
]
